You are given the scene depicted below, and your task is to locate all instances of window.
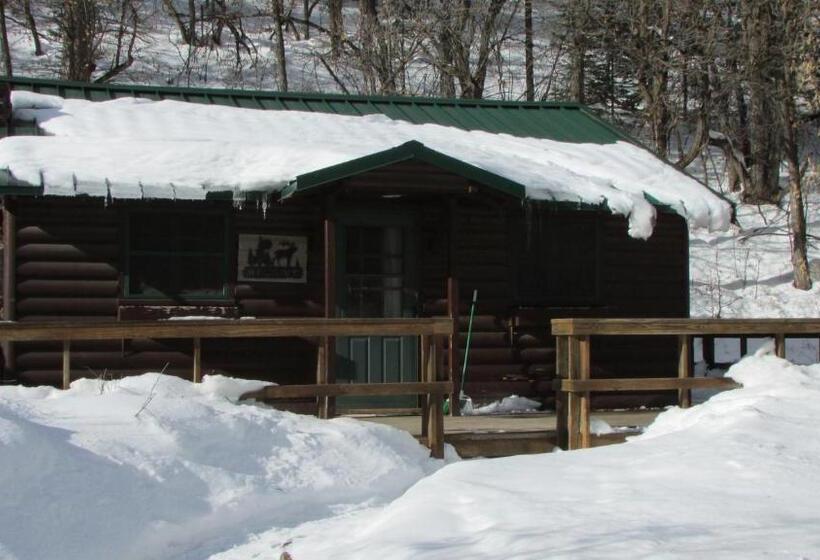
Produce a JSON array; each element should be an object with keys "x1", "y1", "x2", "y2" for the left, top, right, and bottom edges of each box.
[
  {"x1": 518, "y1": 213, "x2": 599, "y2": 305},
  {"x1": 125, "y1": 211, "x2": 228, "y2": 300}
]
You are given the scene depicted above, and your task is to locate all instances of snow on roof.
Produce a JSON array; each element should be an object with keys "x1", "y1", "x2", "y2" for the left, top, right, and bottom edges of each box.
[{"x1": 0, "y1": 91, "x2": 731, "y2": 239}]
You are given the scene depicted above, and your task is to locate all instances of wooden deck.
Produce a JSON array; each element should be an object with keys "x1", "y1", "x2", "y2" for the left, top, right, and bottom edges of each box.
[{"x1": 356, "y1": 410, "x2": 660, "y2": 458}]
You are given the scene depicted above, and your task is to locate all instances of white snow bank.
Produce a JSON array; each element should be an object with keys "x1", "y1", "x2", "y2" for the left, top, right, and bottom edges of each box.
[
  {"x1": 241, "y1": 355, "x2": 820, "y2": 559},
  {"x1": 0, "y1": 91, "x2": 731, "y2": 238},
  {"x1": 468, "y1": 394, "x2": 541, "y2": 415},
  {"x1": 0, "y1": 373, "x2": 449, "y2": 560}
]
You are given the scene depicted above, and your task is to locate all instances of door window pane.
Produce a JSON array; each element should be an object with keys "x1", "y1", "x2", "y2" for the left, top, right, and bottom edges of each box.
[{"x1": 345, "y1": 226, "x2": 405, "y2": 318}]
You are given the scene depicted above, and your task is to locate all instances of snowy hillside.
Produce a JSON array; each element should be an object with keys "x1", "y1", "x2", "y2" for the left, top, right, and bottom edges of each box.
[{"x1": 689, "y1": 192, "x2": 820, "y2": 319}]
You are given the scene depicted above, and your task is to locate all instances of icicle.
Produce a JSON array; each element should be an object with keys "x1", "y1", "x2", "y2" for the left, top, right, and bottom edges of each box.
[{"x1": 105, "y1": 179, "x2": 112, "y2": 207}]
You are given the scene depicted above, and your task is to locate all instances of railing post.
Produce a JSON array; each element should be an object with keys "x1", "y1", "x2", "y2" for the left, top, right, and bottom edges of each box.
[
  {"x1": 192, "y1": 337, "x2": 202, "y2": 383},
  {"x1": 677, "y1": 335, "x2": 692, "y2": 408},
  {"x1": 554, "y1": 335, "x2": 569, "y2": 450},
  {"x1": 577, "y1": 335, "x2": 591, "y2": 449},
  {"x1": 420, "y1": 334, "x2": 430, "y2": 440},
  {"x1": 316, "y1": 342, "x2": 329, "y2": 419},
  {"x1": 774, "y1": 333, "x2": 786, "y2": 359},
  {"x1": 62, "y1": 340, "x2": 71, "y2": 390},
  {"x1": 427, "y1": 335, "x2": 445, "y2": 459},
  {"x1": 566, "y1": 336, "x2": 581, "y2": 450},
  {"x1": 702, "y1": 335, "x2": 715, "y2": 367}
]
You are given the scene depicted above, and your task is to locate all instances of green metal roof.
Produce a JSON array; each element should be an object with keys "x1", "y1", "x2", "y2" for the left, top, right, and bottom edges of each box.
[{"x1": 0, "y1": 76, "x2": 630, "y2": 144}]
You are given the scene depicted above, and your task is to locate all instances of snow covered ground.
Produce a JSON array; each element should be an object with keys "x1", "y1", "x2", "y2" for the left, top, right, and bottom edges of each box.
[
  {"x1": 215, "y1": 353, "x2": 820, "y2": 559},
  {"x1": 3, "y1": 354, "x2": 820, "y2": 559},
  {"x1": 0, "y1": 375, "x2": 451, "y2": 560}
]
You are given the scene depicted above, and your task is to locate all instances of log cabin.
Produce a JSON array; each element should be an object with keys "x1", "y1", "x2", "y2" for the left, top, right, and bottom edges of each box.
[{"x1": 0, "y1": 76, "x2": 730, "y2": 411}]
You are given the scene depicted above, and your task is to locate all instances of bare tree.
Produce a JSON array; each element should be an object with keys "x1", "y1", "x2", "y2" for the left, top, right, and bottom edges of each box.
[
  {"x1": 57, "y1": 0, "x2": 104, "y2": 81},
  {"x1": 95, "y1": 0, "x2": 139, "y2": 83},
  {"x1": 425, "y1": 0, "x2": 514, "y2": 99},
  {"x1": 778, "y1": 0, "x2": 812, "y2": 289},
  {"x1": 740, "y1": 0, "x2": 782, "y2": 203}
]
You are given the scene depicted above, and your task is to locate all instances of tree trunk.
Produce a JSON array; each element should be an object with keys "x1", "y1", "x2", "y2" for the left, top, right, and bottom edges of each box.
[
  {"x1": 303, "y1": 0, "x2": 310, "y2": 39},
  {"x1": 23, "y1": 0, "x2": 44, "y2": 56},
  {"x1": 742, "y1": 1, "x2": 781, "y2": 203},
  {"x1": 463, "y1": 0, "x2": 506, "y2": 99},
  {"x1": 568, "y1": 37, "x2": 585, "y2": 104},
  {"x1": 524, "y1": 0, "x2": 534, "y2": 101},
  {"x1": 188, "y1": 0, "x2": 197, "y2": 46},
  {"x1": 786, "y1": 136, "x2": 812, "y2": 290},
  {"x1": 780, "y1": 0, "x2": 812, "y2": 290},
  {"x1": 272, "y1": 0, "x2": 288, "y2": 91},
  {"x1": 328, "y1": 0, "x2": 342, "y2": 59},
  {"x1": 0, "y1": 0, "x2": 11, "y2": 77}
]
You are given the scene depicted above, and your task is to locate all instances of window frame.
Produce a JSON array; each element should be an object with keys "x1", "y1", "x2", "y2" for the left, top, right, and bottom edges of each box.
[{"x1": 122, "y1": 208, "x2": 232, "y2": 302}]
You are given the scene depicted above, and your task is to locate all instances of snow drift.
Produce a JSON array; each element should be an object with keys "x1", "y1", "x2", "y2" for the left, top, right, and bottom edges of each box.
[
  {"x1": 0, "y1": 374, "x2": 448, "y2": 560},
  {"x1": 229, "y1": 354, "x2": 820, "y2": 559},
  {"x1": 0, "y1": 91, "x2": 731, "y2": 238}
]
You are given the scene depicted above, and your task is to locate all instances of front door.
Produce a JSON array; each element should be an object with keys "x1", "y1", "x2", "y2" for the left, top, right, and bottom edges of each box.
[{"x1": 336, "y1": 215, "x2": 418, "y2": 409}]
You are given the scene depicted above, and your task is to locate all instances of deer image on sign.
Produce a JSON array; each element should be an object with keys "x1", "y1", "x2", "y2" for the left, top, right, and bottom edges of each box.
[{"x1": 238, "y1": 234, "x2": 307, "y2": 283}]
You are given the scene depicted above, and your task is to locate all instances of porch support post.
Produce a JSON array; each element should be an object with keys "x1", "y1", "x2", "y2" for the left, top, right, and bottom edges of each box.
[
  {"x1": 2, "y1": 197, "x2": 15, "y2": 380},
  {"x1": 319, "y1": 202, "x2": 337, "y2": 419}
]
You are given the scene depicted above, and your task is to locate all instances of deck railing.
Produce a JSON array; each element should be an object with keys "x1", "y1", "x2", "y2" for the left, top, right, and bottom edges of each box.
[
  {"x1": 551, "y1": 318, "x2": 820, "y2": 451},
  {"x1": 0, "y1": 317, "x2": 454, "y2": 458}
]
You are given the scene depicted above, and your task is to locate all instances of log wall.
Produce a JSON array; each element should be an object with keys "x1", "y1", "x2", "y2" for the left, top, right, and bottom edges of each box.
[{"x1": 5, "y1": 177, "x2": 689, "y2": 411}]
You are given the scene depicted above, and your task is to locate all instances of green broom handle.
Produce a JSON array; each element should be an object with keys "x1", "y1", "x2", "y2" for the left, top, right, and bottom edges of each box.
[{"x1": 460, "y1": 289, "x2": 478, "y2": 396}]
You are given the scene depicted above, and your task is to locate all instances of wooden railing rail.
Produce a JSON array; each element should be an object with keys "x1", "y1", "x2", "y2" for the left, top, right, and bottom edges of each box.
[
  {"x1": 552, "y1": 318, "x2": 820, "y2": 451},
  {"x1": 0, "y1": 317, "x2": 453, "y2": 458}
]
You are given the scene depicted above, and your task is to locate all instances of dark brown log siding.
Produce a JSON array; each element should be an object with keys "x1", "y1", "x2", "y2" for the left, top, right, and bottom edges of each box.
[{"x1": 7, "y1": 189, "x2": 689, "y2": 410}]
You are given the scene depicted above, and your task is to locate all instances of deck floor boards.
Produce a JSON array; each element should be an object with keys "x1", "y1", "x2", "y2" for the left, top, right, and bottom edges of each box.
[{"x1": 353, "y1": 410, "x2": 660, "y2": 458}]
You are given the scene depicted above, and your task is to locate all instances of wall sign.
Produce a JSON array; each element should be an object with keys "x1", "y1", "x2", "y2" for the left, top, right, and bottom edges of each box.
[{"x1": 238, "y1": 234, "x2": 307, "y2": 283}]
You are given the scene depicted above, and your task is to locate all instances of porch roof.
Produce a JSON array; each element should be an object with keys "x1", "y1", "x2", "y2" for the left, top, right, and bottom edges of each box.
[{"x1": 283, "y1": 140, "x2": 526, "y2": 200}]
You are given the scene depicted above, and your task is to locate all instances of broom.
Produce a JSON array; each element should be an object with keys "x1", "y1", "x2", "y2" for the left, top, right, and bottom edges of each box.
[{"x1": 444, "y1": 289, "x2": 477, "y2": 415}]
